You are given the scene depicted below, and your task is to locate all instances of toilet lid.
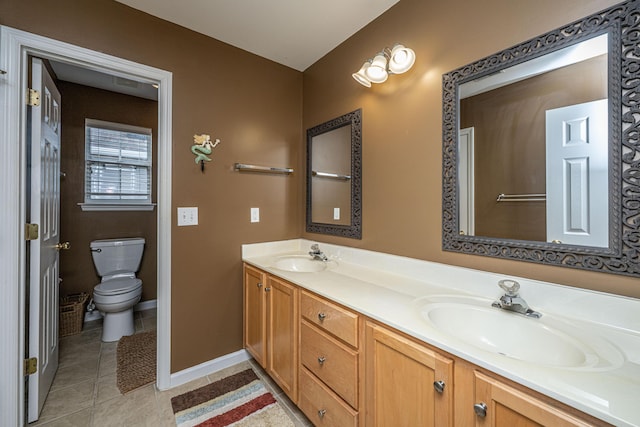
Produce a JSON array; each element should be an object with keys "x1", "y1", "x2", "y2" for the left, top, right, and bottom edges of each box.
[{"x1": 95, "y1": 278, "x2": 142, "y2": 296}]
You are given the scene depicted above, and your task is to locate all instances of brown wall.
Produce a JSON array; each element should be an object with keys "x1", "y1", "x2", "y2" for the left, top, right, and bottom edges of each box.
[
  {"x1": 461, "y1": 55, "x2": 608, "y2": 241},
  {"x1": 58, "y1": 81, "x2": 158, "y2": 301},
  {"x1": 3, "y1": 0, "x2": 636, "y2": 376},
  {"x1": 302, "y1": 0, "x2": 638, "y2": 299},
  {"x1": 0, "y1": 0, "x2": 302, "y2": 372}
]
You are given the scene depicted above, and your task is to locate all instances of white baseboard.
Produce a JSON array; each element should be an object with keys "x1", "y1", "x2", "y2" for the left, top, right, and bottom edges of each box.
[
  {"x1": 164, "y1": 349, "x2": 251, "y2": 390},
  {"x1": 135, "y1": 299, "x2": 157, "y2": 312}
]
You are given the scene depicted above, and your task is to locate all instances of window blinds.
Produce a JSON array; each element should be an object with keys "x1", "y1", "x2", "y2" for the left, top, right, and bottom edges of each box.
[{"x1": 85, "y1": 119, "x2": 152, "y2": 203}]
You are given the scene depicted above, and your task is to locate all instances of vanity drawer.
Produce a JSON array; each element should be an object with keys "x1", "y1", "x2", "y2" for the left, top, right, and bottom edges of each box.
[
  {"x1": 300, "y1": 291, "x2": 359, "y2": 347},
  {"x1": 299, "y1": 367, "x2": 358, "y2": 427},
  {"x1": 300, "y1": 320, "x2": 358, "y2": 409}
]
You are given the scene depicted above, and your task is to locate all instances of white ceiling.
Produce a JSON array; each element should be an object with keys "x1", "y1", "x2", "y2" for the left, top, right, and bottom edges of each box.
[{"x1": 114, "y1": 0, "x2": 400, "y2": 71}]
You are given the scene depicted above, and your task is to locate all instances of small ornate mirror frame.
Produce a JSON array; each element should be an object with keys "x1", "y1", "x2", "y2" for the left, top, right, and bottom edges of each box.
[
  {"x1": 442, "y1": 0, "x2": 639, "y2": 276},
  {"x1": 306, "y1": 109, "x2": 362, "y2": 239}
]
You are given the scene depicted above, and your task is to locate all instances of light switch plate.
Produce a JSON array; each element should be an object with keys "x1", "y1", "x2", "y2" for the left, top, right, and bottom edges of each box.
[
  {"x1": 333, "y1": 207, "x2": 340, "y2": 220},
  {"x1": 177, "y1": 207, "x2": 198, "y2": 226},
  {"x1": 251, "y1": 207, "x2": 260, "y2": 223}
]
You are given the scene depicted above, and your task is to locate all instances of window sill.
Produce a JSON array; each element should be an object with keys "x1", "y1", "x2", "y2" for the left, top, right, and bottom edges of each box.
[{"x1": 78, "y1": 203, "x2": 156, "y2": 212}]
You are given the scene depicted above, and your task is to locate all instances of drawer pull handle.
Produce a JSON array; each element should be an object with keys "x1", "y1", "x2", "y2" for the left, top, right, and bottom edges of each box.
[
  {"x1": 318, "y1": 312, "x2": 326, "y2": 321},
  {"x1": 433, "y1": 380, "x2": 445, "y2": 393},
  {"x1": 318, "y1": 409, "x2": 327, "y2": 418},
  {"x1": 318, "y1": 356, "x2": 326, "y2": 365},
  {"x1": 474, "y1": 402, "x2": 487, "y2": 418}
]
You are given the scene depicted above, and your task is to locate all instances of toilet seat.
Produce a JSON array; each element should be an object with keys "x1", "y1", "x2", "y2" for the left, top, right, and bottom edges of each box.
[{"x1": 94, "y1": 278, "x2": 142, "y2": 296}]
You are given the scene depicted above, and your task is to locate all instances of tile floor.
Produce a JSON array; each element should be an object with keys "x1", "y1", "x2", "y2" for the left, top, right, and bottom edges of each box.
[{"x1": 31, "y1": 309, "x2": 311, "y2": 426}]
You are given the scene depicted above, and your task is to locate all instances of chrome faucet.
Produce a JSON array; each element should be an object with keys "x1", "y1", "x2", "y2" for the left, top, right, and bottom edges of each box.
[
  {"x1": 309, "y1": 244, "x2": 328, "y2": 261},
  {"x1": 491, "y1": 279, "x2": 542, "y2": 318}
]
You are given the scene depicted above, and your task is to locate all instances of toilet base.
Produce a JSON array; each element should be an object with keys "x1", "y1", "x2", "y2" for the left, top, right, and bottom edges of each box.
[{"x1": 101, "y1": 308, "x2": 135, "y2": 342}]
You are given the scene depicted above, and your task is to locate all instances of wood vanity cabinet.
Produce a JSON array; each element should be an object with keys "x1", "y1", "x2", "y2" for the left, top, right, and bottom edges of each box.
[
  {"x1": 243, "y1": 264, "x2": 298, "y2": 402},
  {"x1": 365, "y1": 321, "x2": 454, "y2": 427},
  {"x1": 298, "y1": 290, "x2": 362, "y2": 427},
  {"x1": 468, "y1": 370, "x2": 609, "y2": 427},
  {"x1": 243, "y1": 264, "x2": 612, "y2": 427}
]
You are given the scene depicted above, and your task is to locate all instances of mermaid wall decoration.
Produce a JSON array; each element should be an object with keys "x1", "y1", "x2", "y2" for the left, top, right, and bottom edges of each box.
[{"x1": 191, "y1": 134, "x2": 221, "y2": 172}]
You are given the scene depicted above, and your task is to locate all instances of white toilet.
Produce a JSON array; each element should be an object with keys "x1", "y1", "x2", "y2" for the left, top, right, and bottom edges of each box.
[{"x1": 90, "y1": 237, "x2": 145, "y2": 342}]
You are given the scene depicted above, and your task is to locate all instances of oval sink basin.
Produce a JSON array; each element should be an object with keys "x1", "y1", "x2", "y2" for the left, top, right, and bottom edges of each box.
[
  {"x1": 273, "y1": 256, "x2": 327, "y2": 273},
  {"x1": 416, "y1": 296, "x2": 623, "y2": 370}
]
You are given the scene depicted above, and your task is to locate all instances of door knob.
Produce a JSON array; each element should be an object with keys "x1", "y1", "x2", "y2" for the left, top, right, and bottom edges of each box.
[{"x1": 55, "y1": 242, "x2": 70, "y2": 251}]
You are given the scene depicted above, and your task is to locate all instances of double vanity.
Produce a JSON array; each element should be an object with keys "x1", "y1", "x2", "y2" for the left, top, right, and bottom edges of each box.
[{"x1": 243, "y1": 239, "x2": 640, "y2": 427}]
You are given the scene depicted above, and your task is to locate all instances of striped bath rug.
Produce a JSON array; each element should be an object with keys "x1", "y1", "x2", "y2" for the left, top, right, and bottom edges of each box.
[{"x1": 171, "y1": 368, "x2": 295, "y2": 427}]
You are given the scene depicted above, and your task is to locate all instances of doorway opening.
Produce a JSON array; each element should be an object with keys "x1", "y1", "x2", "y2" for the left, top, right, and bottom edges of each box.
[{"x1": 0, "y1": 26, "x2": 172, "y2": 426}]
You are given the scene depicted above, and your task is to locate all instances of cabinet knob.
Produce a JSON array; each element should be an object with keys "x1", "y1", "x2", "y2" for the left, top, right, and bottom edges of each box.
[
  {"x1": 318, "y1": 409, "x2": 326, "y2": 418},
  {"x1": 256, "y1": 282, "x2": 262, "y2": 288},
  {"x1": 318, "y1": 312, "x2": 326, "y2": 321},
  {"x1": 433, "y1": 380, "x2": 445, "y2": 393},
  {"x1": 318, "y1": 356, "x2": 326, "y2": 365},
  {"x1": 473, "y1": 402, "x2": 487, "y2": 418},
  {"x1": 265, "y1": 287, "x2": 271, "y2": 292}
]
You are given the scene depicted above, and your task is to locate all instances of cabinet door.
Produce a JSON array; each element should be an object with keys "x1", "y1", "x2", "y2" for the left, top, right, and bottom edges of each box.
[
  {"x1": 243, "y1": 265, "x2": 266, "y2": 368},
  {"x1": 365, "y1": 322, "x2": 453, "y2": 427},
  {"x1": 473, "y1": 371, "x2": 599, "y2": 427},
  {"x1": 266, "y1": 275, "x2": 298, "y2": 402}
]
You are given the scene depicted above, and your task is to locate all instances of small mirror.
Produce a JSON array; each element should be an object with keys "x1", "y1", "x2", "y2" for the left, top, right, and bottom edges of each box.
[{"x1": 306, "y1": 109, "x2": 362, "y2": 239}]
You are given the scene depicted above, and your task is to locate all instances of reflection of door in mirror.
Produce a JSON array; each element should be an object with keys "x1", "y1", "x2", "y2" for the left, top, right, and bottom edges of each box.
[
  {"x1": 459, "y1": 52, "x2": 607, "y2": 242},
  {"x1": 546, "y1": 99, "x2": 608, "y2": 247},
  {"x1": 458, "y1": 127, "x2": 475, "y2": 236},
  {"x1": 311, "y1": 125, "x2": 352, "y2": 225}
]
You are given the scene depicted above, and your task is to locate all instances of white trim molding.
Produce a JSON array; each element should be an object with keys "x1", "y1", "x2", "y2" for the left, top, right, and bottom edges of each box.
[
  {"x1": 168, "y1": 350, "x2": 251, "y2": 389},
  {"x1": 0, "y1": 26, "x2": 173, "y2": 425}
]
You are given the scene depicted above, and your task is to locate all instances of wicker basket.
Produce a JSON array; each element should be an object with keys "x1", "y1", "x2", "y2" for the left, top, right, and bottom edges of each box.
[{"x1": 59, "y1": 293, "x2": 89, "y2": 337}]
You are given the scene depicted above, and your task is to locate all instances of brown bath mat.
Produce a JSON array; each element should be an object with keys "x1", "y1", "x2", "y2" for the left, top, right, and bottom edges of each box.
[{"x1": 116, "y1": 330, "x2": 156, "y2": 394}]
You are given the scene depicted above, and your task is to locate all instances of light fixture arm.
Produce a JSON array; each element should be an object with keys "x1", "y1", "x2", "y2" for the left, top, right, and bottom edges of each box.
[{"x1": 352, "y1": 43, "x2": 416, "y2": 87}]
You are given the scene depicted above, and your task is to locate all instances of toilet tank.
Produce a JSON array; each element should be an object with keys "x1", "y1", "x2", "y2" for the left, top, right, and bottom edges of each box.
[{"x1": 90, "y1": 238, "x2": 145, "y2": 277}]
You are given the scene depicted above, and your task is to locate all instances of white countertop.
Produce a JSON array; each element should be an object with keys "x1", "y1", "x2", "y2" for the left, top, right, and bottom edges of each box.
[{"x1": 243, "y1": 239, "x2": 640, "y2": 427}]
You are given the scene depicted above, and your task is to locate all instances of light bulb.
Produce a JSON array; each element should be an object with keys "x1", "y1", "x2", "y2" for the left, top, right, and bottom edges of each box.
[
  {"x1": 352, "y1": 61, "x2": 372, "y2": 87},
  {"x1": 388, "y1": 44, "x2": 416, "y2": 74},
  {"x1": 364, "y1": 53, "x2": 388, "y2": 83}
]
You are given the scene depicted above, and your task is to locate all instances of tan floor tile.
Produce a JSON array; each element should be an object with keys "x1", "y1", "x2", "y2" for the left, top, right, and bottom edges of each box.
[
  {"x1": 32, "y1": 408, "x2": 92, "y2": 426},
  {"x1": 91, "y1": 384, "x2": 160, "y2": 427},
  {"x1": 141, "y1": 316, "x2": 157, "y2": 331},
  {"x1": 98, "y1": 351, "x2": 116, "y2": 378},
  {"x1": 36, "y1": 379, "x2": 96, "y2": 424},
  {"x1": 58, "y1": 341, "x2": 101, "y2": 368},
  {"x1": 95, "y1": 373, "x2": 121, "y2": 404},
  {"x1": 51, "y1": 358, "x2": 99, "y2": 392}
]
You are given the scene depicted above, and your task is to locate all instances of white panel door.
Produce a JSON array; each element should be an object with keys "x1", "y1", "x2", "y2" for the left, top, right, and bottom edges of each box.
[
  {"x1": 458, "y1": 127, "x2": 475, "y2": 235},
  {"x1": 28, "y1": 57, "x2": 62, "y2": 422},
  {"x1": 545, "y1": 99, "x2": 608, "y2": 247}
]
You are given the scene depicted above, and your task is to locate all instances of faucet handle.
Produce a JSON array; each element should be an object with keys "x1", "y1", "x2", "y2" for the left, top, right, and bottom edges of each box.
[
  {"x1": 498, "y1": 279, "x2": 520, "y2": 296},
  {"x1": 310, "y1": 243, "x2": 320, "y2": 252}
]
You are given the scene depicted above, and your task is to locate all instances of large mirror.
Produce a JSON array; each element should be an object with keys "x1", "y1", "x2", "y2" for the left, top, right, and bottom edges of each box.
[
  {"x1": 442, "y1": 0, "x2": 639, "y2": 276},
  {"x1": 306, "y1": 109, "x2": 362, "y2": 239}
]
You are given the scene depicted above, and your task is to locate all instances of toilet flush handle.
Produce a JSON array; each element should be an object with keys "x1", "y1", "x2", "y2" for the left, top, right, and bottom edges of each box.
[{"x1": 91, "y1": 248, "x2": 102, "y2": 253}]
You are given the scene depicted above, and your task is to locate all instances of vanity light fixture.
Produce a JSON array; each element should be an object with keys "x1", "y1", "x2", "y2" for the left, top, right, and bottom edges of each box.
[{"x1": 352, "y1": 43, "x2": 416, "y2": 87}]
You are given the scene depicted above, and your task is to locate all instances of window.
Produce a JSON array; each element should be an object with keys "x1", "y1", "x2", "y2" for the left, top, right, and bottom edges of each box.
[{"x1": 81, "y1": 119, "x2": 154, "y2": 211}]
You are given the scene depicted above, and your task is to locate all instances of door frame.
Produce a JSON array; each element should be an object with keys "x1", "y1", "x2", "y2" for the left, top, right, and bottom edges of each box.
[{"x1": 0, "y1": 26, "x2": 173, "y2": 426}]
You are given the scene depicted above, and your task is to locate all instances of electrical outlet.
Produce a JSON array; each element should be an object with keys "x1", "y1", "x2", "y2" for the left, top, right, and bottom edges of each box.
[
  {"x1": 333, "y1": 207, "x2": 340, "y2": 220},
  {"x1": 250, "y1": 207, "x2": 260, "y2": 223},
  {"x1": 177, "y1": 207, "x2": 198, "y2": 226}
]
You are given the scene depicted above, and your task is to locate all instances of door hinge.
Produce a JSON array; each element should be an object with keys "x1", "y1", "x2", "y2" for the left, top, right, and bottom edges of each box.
[
  {"x1": 27, "y1": 88, "x2": 41, "y2": 107},
  {"x1": 25, "y1": 223, "x2": 39, "y2": 240},
  {"x1": 24, "y1": 357, "x2": 37, "y2": 376}
]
